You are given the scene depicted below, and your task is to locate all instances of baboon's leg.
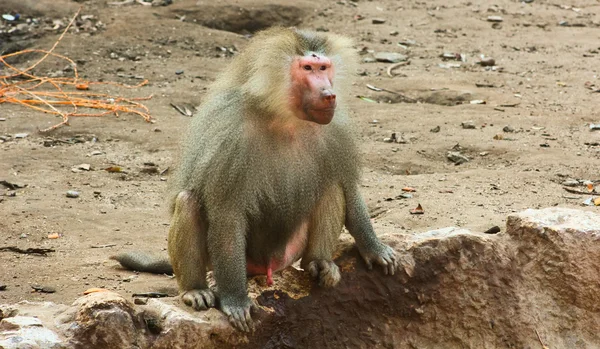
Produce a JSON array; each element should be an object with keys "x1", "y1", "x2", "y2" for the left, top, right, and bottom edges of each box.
[
  {"x1": 301, "y1": 184, "x2": 345, "y2": 287},
  {"x1": 168, "y1": 191, "x2": 215, "y2": 310}
]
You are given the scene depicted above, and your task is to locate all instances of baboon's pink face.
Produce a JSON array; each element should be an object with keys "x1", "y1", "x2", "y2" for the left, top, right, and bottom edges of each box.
[{"x1": 289, "y1": 53, "x2": 336, "y2": 125}]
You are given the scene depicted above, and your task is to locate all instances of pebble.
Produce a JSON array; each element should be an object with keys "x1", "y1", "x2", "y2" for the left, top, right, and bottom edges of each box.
[
  {"x1": 503, "y1": 125, "x2": 515, "y2": 133},
  {"x1": 562, "y1": 179, "x2": 579, "y2": 187},
  {"x1": 374, "y1": 52, "x2": 408, "y2": 63},
  {"x1": 479, "y1": 57, "x2": 496, "y2": 66},
  {"x1": 0, "y1": 118, "x2": 6, "y2": 121},
  {"x1": 487, "y1": 16, "x2": 504, "y2": 22},
  {"x1": 447, "y1": 151, "x2": 470, "y2": 165},
  {"x1": 66, "y1": 190, "x2": 80, "y2": 198},
  {"x1": 134, "y1": 298, "x2": 148, "y2": 305},
  {"x1": 32, "y1": 285, "x2": 56, "y2": 293},
  {"x1": 372, "y1": 18, "x2": 386, "y2": 24},
  {"x1": 461, "y1": 121, "x2": 476, "y2": 129},
  {"x1": 0, "y1": 284, "x2": 6, "y2": 291},
  {"x1": 175, "y1": 69, "x2": 184, "y2": 75},
  {"x1": 14, "y1": 133, "x2": 28, "y2": 139},
  {"x1": 430, "y1": 126, "x2": 441, "y2": 133}
]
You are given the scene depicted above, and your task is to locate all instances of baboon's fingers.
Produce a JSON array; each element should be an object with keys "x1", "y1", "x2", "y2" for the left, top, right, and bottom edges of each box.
[
  {"x1": 363, "y1": 256, "x2": 373, "y2": 270},
  {"x1": 222, "y1": 303, "x2": 254, "y2": 333},
  {"x1": 182, "y1": 289, "x2": 216, "y2": 311},
  {"x1": 307, "y1": 260, "x2": 341, "y2": 288}
]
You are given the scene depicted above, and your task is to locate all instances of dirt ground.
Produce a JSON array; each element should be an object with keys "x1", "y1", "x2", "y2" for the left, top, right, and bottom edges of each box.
[{"x1": 1, "y1": 0, "x2": 600, "y2": 311}]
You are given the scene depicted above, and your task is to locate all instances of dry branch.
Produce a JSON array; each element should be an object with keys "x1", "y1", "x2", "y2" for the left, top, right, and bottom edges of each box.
[{"x1": 0, "y1": 7, "x2": 153, "y2": 132}]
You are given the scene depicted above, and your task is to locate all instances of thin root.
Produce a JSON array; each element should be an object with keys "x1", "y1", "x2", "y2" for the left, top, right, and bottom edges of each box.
[{"x1": 0, "y1": 6, "x2": 153, "y2": 132}]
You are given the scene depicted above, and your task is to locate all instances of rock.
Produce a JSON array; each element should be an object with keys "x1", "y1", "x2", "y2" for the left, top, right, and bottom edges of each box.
[
  {"x1": 65, "y1": 190, "x2": 79, "y2": 198},
  {"x1": 0, "y1": 316, "x2": 63, "y2": 349},
  {"x1": 374, "y1": 52, "x2": 408, "y2": 63},
  {"x1": 487, "y1": 15, "x2": 503, "y2": 22},
  {"x1": 372, "y1": 18, "x2": 386, "y2": 24},
  {"x1": 562, "y1": 179, "x2": 579, "y2": 187},
  {"x1": 2, "y1": 209, "x2": 600, "y2": 348},
  {"x1": 461, "y1": 120, "x2": 476, "y2": 129},
  {"x1": 59, "y1": 291, "x2": 146, "y2": 349},
  {"x1": 447, "y1": 151, "x2": 470, "y2": 164},
  {"x1": 503, "y1": 125, "x2": 515, "y2": 133}
]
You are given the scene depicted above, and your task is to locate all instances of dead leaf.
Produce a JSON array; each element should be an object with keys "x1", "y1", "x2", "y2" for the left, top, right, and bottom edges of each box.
[
  {"x1": 356, "y1": 95, "x2": 377, "y2": 103},
  {"x1": 104, "y1": 166, "x2": 123, "y2": 173},
  {"x1": 587, "y1": 183, "x2": 594, "y2": 192},
  {"x1": 409, "y1": 203, "x2": 424, "y2": 214},
  {"x1": 75, "y1": 83, "x2": 89, "y2": 90},
  {"x1": 84, "y1": 288, "x2": 109, "y2": 295},
  {"x1": 47, "y1": 233, "x2": 60, "y2": 239},
  {"x1": 402, "y1": 187, "x2": 416, "y2": 192}
]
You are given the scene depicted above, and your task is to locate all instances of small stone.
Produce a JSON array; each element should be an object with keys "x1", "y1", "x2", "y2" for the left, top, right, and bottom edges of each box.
[
  {"x1": 362, "y1": 57, "x2": 376, "y2": 63},
  {"x1": 389, "y1": 31, "x2": 399, "y2": 36},
  {"x1": 479, "y1": 57, "x2": 495, "y2": 66},
  {"x1": 19, "y1": 233, "x2": 27, "y2": 239},
  {"x1": 0, "y1": 284, "x2": 6, "y2": 291},
  {"x1": 90, "y1": 150, "x2": 104, "y2": 156},
  {"x1": 0, "y1": 118, "x2": 6, "y2": 121},
  {"x1": 430, "y1": 126, "x2": 441, "y2": 133},
  {"x1": 372, "y1": 18, "x2": 386, "y2": 24},
  {"x1": 175, "y1": 70, "x2": 184, "y2": 75},
  {"x1": 32, "y1": 285, "x2": 56, "y2": 293},
  {"x1": 461, "y1": 121, "x2": 476, "y2": 129},
  {"x1": 398, "y1": 39, "x2": 416, "y2": 46},
  {"x1": 469, "y1": 100, "x2": 486, "y2": 105},
  {"x1": 41, "y1": 286, "x2": 56, "y2": 293},
  {"x1": 14, "y1": 133, "x2": 28, "y2": 139},
  {"x1": 66, "y1": 190, "x2": 80, "y2": 198},
  {"x1": 447, "y1": 151, "x2": 470, "y2": 165},
  {"x1": 76, "y1": 163, "x2": 91, "y2": 171},
  {"x1": 562, "y1": 179, "x2": 580, "y2": 187},
  {"x1": 487, "y1": 16, "x2": 503, "y2": 22},
  {"x1": 134, "y1": 298, "x2": 148, "y2": 305},
  {"x1": 374, "y1": 52, "x2": 408, "y2": 63},
  {"x1": 503, "y1": 125, "x2": 515, "y2": 133}
]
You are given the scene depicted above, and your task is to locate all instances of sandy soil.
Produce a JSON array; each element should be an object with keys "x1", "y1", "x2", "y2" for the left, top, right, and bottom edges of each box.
[{"x1": 1, "y1": 0, "x2": 600, "y2": 308}]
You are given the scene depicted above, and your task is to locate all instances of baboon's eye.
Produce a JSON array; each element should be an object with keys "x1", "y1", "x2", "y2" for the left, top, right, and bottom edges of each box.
[
  {"x1": 303, "y1": 65, "x2": 312, "y2": 71},
  {"x1": 319, "y1": 66, "x2": 326, "y2": 71}
]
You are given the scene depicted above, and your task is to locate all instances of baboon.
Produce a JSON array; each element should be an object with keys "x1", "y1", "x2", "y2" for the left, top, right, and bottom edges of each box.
[{"x1": 113, "y1": 27, "x2": 397, "y2": 332}]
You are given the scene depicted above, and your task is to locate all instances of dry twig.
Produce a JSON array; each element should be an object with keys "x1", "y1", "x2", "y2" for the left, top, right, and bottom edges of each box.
[
  {"x1": 0, "y1": 246, "x2": 55, "y2": 256},
  {"x1": 0, "y1": 7, "x2": 153, "y2": 132}
]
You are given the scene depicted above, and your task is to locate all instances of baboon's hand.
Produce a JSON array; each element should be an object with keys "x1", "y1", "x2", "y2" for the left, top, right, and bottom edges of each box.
[
  {"x1": 308, "y1": 259, "x2": 341, "y2": 288},
  {"x1": 221, "y1": 297, "x2": 257, "y2": 333},
  {"x1": 359, "y1": 242, "x2": 397, "y2": 276}
]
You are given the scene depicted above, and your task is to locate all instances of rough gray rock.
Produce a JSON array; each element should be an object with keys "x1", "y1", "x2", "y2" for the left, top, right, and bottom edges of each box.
[{"x1": 1, "y1": 208, "x2": 599, "y2": 348}]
